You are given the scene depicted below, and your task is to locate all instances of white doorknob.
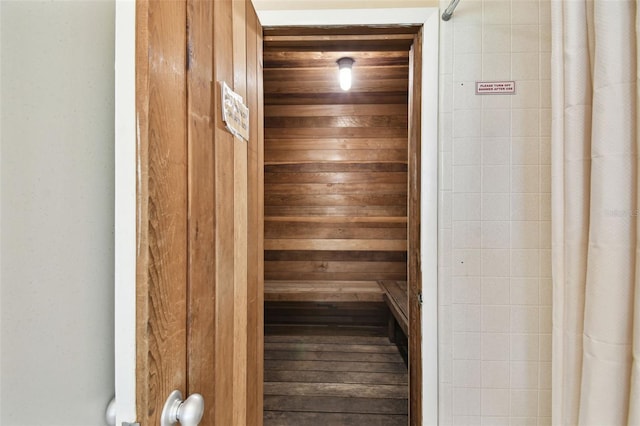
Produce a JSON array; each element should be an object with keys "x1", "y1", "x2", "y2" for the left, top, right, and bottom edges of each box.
[{"x1": 160, "y1": 390, "x2": 205, "y2": 426}]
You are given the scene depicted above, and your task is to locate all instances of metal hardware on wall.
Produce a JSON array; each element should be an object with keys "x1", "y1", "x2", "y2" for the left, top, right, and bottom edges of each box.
[{"x1": 442, "y1": 0, "x2": 462, "y2": 21}]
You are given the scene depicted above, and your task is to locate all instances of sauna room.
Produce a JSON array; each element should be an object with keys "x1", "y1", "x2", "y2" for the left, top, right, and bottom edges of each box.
[{"x1": 262, "y1": 26, "x2": 421, "y2": 424}]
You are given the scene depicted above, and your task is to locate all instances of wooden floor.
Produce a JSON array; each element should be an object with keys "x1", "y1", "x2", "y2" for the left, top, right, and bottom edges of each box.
[{"x1": 264, "y1": 326, "x2": 408, "y2": 425}]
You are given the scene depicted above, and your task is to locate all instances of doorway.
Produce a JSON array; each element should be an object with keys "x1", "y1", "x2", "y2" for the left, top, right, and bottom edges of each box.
[
  {"x1": 261, "y1": 25, "x2": 422, "y2": 425},
  {"x1": 253, "y1": 6, "x2": 440, "y2": 424}
]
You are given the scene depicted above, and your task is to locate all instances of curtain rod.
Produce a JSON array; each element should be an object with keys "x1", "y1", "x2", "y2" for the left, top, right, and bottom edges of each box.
[{"x1": 441, "y1": 0, "x2": 461, "y2": 21}]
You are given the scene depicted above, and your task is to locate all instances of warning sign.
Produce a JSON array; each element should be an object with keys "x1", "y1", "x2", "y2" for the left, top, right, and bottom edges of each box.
[{"x1": 475, "y1": 81, "x2": 516, "y2": 95}]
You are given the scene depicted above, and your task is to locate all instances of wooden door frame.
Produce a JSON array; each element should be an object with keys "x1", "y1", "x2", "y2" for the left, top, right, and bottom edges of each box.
[{"x1": 254, "y1": 5, "x2": 439, "y2": 425}]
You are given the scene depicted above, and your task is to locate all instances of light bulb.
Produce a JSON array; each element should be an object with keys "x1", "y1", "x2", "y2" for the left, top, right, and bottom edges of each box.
[
  {"x1": 336, "y1": 57, "x2": 355, "y2": 92},
  {"x1": 339, "y1": 67, "x2": 352, "y2": 91}
]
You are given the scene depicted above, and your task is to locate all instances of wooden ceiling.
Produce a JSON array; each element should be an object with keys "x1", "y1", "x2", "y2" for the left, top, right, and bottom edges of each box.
[{"x1": 263, "y1": 26, "x2": 418, "y2": 104}]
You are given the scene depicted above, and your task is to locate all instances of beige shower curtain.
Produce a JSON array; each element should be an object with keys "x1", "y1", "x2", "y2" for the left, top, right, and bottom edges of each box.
[{"x1": 551, "y1": 0, "x2": 639, "y2": 424}]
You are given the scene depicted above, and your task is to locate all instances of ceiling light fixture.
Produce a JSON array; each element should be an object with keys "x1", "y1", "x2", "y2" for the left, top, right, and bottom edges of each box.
[{"x1": 337, "y1": 57, "x2": 355, "y2": 91}]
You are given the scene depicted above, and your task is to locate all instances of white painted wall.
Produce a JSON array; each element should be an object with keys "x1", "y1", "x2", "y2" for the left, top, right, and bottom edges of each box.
[{"x1": 0, "y1": 1, "x2": 115, "y2": 425}]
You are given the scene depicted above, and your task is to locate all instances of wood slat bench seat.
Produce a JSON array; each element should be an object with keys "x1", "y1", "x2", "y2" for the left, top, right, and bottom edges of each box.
[
  {"x1": 264, "y1": 280, "x2": 384, "y2": 302},
  {"x1": 377, "y1": 280, "x2": 408, "y2": 338}
]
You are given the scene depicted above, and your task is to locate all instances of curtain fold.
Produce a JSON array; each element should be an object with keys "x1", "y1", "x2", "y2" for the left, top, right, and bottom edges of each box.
[{"x1": 551, "y1": 0, "x2": 638, "y2": 424}]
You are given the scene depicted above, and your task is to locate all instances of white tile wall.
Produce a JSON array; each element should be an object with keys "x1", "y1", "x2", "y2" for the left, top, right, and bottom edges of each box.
[{"x1": 438, "y1": 0, "x2": 552, "y2": 424}]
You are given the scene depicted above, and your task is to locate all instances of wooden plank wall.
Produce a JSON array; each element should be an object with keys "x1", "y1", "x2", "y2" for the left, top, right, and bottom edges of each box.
[
  {"x1": 263, "y1": 33, "x2": 411, "y2": 291},
  {"x1": 136, "y1": 1, "x2": 263, "y2": 424}
]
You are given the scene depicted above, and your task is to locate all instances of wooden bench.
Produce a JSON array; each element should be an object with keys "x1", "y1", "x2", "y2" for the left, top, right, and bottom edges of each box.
[
  {"x1": 377, "y1": 280, "x2": 408, "y2": 341},
  {"x1": 264, "y1": 280, "x2": 387, "y2": 328},
  {"x1": 264, "y1": 280, "x2": 384, "y2": 302}
]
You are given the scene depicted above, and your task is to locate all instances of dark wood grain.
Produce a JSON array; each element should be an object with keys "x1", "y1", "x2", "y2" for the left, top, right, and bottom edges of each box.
[{"x1": 263, "y1": 328, "x2": 408, "y2": 425}]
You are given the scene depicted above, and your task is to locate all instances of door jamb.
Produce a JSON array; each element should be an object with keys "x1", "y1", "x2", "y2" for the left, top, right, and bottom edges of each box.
[{"x1": 253, "y1": 5, "x2": 439, "y2": 425}]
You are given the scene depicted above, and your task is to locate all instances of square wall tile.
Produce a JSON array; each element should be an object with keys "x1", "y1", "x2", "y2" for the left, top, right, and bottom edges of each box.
[
  {"x1": 511, "y1": 334, "x2": 539, "y2": 361},
  {"x1": 483, "y1": 166, "x2": 511, "y2": 193},
  {"x1": 482, "y1": 249, "x2": 511, "y2": 277},
  {"x1": 482, "y1": 305, "x2": 510, "y2": 333},
  {"x1": 510, "y1": 278, "x2": 539, "y2": 305},
  {"x1": 512, "y1": 25, "x2": 540, "y2": 53},
  {"x1": 539, "y1": 333, "x2": 552, "y2": 361},
  {"x1": 453, "y1": 276, "x2": 482, "y2": 303},
  {"x1": 511, "y1": 417, "x2": 538, "y2": 426},
  {"x1": 454, "y1": 24, "x2": 483, "y2": 54},
  {"x1": 482, "y1": 53, "x2": 511, "y2": 80},
  {"x1": 512, "y1": 109, "x2": 540, "y2": 137},
  {"x1": 453, "y1": 387, "x2": 481, "y2": 416},
  {"x1": 440, "y1": 113, "x2": 453, "y2": 152},
  {"x1": 483, "y1": 0, "x2": 511, "y2": 25},
  {"x1": 482, "y1": 109, "x2": 511, "y2": 138},
  {"x1": 454, "y1": 360, "x2": 482, "y2": 387},
  {"x1": 511, "y1": 306, "x2": 539, "y2": 333},
  {"x1": 482, "y1": 360, "x2": 510, "y2": 388},
  {"x1": 511, "y1": 361, "x2": 539, "y2": 389},
  {"x1": 482, "y1": 193, "x2": 510, "y2": 220},
  {"x1": 511, "y1": 390, "x2": 538, "y2": 417},
  {"x1": 512, "y1": 53, "x2": 540, "y2": 80},
  {"x1": 453, "y1": 221, "x2": 482, "y2": 249},
  {"x1": 540, "y1": 137, "x2": 551, "y2": 165},
  {"x1": 483, "y1": 93, "x2": 512, "y2": 109},
  {"x1": 511, "y1": 249, "x2": 540, "y2": 277},
  {"x1": 482, "y1": 332, "x2": 510, "y2": 360},
  {"x1": 538, "y1": 389, "x2": 552, "y2": 417},
  {"x1": 454, "y1": 416, "x2": 481, "y2": 426},
  {"x1": 512, "y1": 137, "x2": 540, "y2": 165},
  {"x1": 454, "y1": 109, "x2": 482, "y2": 138},
  {"x1": 454, "y1": 193, "x2": 482, "y2": 221},
  {"x1": 539, "y1": 279, "x2": 552, "y2": 306},
  {"x1": 512, "y1": 1, "x2": 539, "y2": 25},
  {"x1": 482, "y1": 277, "x2": 510, "y2": 305},
  {"x1": 540, "y1": 79, "x2": 551, "y2": 108},
  {"x1": 540, "y1": 249, "x2": 551, "y2": 277},
  {"x1": 453, "y1": 248, "x2": 482, "y2": 276},
  {"x1": 538, "y1": 417, "x2": 552, "y2": 426},
  {"x1": 511, "y1": 193, "x2": 540, "y2": 221},
  {"x1": 539, "y1": 306, "x2": 552, "y2": 333},
  {"x1": 540, "y1": 221, "x2": 551, "y2": 249},
  {"x1": 540, "y1": 108, "x2": 552, "y2": 136},
  {"x1": 511, "y1": 165, "x2": 540, "y2": 193},
  {"x1": 482, "y1": 221, "x2": 511, "y2": 249},
  {"x1": 539, "y1": 361, "x2": 552, "y2": 389},
  {"x1": 540, "y1": 165, "x2": 551, "y2": 193},
  {"x1": 540, "y1": 0, "x2": 551, "y2": 24},
  {"x1": 454, "y1": 332, "x2": 482, "y2": 360},
  {"x1": 483, "y1": 25, "x2": 511, "y2": 53},
  {"x1": 482, "y1": 388, "x2": 510, "y2": 416},
  {"x1": 511, "y1": 221, "x2": 540, "y2": 249},
  {"x1": 540, "y1": 25, "x2": 551, "y2": 52},
  {"x1": 454, "y1": 165, "x2": 482, "y2": 193},
  {"x1": 481, "y1": 416, "x2": 509, "y2": 426},
  {"x1": 454, "y1": 138, "x2": 482, "y2": 165},
  {"x1": 441, "y1": 74, "x2": 454, "y2": 113},
  {"x1": 482, "y1": 138, "x2": 510, "y2": 166},
  {"x1": 453, "y1": 304, "x2": 482, "y2": 332},
  {"x1": 455, "y1": 54, "x2": 483, "y2": 82},
  {"x1": 540, "y1": 193, "x2": 551, "y2": 220},
  {"x1": 540, "y1": 52, "x2": 551, "y2": 80}
]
